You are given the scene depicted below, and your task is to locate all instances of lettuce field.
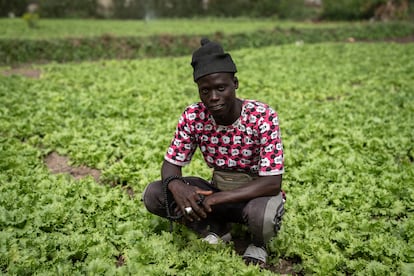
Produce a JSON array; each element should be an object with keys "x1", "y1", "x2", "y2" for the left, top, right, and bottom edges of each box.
[{"x1": 1, "y1": 41, "x2": 413, "y2": 275}]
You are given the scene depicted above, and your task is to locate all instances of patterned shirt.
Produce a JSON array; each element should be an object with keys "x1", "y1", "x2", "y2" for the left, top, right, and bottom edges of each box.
[{"x1": 165, "y1": 99, "x2": 284, "y2": 176}]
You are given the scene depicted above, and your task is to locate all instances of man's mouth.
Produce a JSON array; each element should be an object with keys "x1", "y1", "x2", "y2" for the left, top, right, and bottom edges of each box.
[{"x1": 209, "y1": 104, "x2": 225, "y2": 111}]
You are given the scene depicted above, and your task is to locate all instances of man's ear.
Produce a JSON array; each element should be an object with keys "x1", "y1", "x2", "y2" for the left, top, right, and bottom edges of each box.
[{"x1": 233, "y1": 76, "x2": 239, "y2": 89}]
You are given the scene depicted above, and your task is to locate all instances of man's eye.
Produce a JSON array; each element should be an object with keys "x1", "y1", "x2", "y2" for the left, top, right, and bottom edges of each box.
[
  {"x1": 201, "y1": 89, "x2": 209, "y2": 95},
  {"x1": 218, "y1": 86, "x2": 225, "y2": 91}
]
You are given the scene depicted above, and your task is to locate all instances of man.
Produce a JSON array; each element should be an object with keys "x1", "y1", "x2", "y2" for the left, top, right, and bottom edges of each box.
[{"x1": 142, "y1": 38, "x2": 285, "y2": 267}]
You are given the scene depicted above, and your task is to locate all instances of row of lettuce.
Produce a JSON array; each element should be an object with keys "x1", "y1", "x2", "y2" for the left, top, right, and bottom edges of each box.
[
  {"x1": 1, "y1": 20, "x2": 414, "y2": 66},
  {"x1": 1, "y1": 42, "x2": 413, "y2": 274}
]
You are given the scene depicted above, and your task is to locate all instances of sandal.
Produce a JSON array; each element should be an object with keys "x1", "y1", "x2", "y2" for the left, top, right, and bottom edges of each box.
[
  {"x1": 242, "y1": 244, "x2": 267, "y2": 268},
  {"x1": 202, "y1": 232, "x2": 232, "y2": 244}
]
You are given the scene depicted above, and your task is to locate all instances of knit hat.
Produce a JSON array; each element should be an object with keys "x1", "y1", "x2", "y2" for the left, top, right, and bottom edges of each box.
[{"x1": 191, "y1": 38, "x2": 237, "y2": 81}]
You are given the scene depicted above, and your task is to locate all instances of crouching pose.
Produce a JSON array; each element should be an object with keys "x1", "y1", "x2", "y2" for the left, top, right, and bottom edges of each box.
[{"x1": 143, "y1": 38, "x2": 285, "y2": 267}]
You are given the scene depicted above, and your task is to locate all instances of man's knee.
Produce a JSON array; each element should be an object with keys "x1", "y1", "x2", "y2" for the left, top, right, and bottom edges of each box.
[
  {"x1": 142, "y1": 180, "x2": 164, "y2": 214},
  {"x1": 243, "y1": 193, "x2": 285, "y2": 244},
  {"x1": 263, "y1": 193, "x2": 284, "y2": 242}
]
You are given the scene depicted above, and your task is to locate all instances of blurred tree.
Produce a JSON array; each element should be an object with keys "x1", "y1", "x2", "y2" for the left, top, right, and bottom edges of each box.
[
  {"x1": 373, "y1": 0, "x2": 409, "y2": 20},
  {"x1": 0, "y1": 0, "x2": 30, "y2": 17},
  {"x1": 321, "y1": 0, "x2": 380, "y2": 20},
  {"x1": 251, "y1": 0, "x2": 279, "y2": 17},
  {"x1": 322, "y1": 0, "x2": 410, "y2": 20},
  {"x1": 38, "y1": 0, "x2": 98, "y2": 18},
  {"x1": 275, "y1": 0, "x2": 317, "y2": 19},
  {"x1": 112, "y1": 0, "x2": 146, "y2": 19},
  {"x1": 2, "y1": 0, "x2": 410, "y2": 20}
]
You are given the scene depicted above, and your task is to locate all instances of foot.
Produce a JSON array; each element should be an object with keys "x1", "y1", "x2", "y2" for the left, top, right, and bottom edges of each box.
[
  {"x1": 242, "y1": 244, "x2": 267, "y2": 268},
  {"x1": 202, "y1": 232, "x2": 232, "y2": 244}
]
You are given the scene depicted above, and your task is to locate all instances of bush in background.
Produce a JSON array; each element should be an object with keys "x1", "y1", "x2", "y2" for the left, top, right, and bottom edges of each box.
[
  {"x1": 111, "y1": 0, "x2": 204, "y2": 19},
  {"x1": 0, "y1": 0, "x2": 29, "y2": 17},
  {"x1": 321, "y1": 0, "x2": 410, "y2": 20},
  {"x1": 322, "y1": 0, "x2": 379, "y2": 20},
  {"x1": 0, "y1": 0, "x2": 412, "y2": 20},
  {"x1": 2, "y1": 21, "x2": 413, "y2": 66},
  {"x1": 22, "y1": 12, "x2": 39, "y2": 28},
  {"x1": 0, "y1": 0, "x2": 99, "y2": 18},
  {"x1": 275, "y1": 0, "x2": 321, "y2": 20},
  {"x1": 38, "y1": 0, "x2": 98, "y2": 18},
  {"x1": 0, "y1": 0, "x2": 312, "y2": 19}
]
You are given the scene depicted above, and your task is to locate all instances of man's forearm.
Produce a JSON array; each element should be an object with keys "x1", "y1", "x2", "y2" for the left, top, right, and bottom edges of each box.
[
  {"x1": 208, "y1": 175, "x2": 282, "y2": 205},
  {"x1": 161, "y1": 160, "x2": 186, "y2": 191}
]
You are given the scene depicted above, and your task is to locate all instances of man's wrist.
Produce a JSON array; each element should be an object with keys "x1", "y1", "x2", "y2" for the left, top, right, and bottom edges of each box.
[
  {"x1": 162, "y1": 175, "x2": 187, "y2": 192},
  {"x1": 168, "y1": 179, "x2": 187, "y2": 192}
]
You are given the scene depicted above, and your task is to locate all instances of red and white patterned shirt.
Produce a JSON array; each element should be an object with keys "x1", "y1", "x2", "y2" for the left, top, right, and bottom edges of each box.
[{"x1": 165, "y1": 99, "x2": 284, "y2": 176}]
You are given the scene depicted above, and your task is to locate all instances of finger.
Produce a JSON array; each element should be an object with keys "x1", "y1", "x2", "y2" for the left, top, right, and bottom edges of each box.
[
  {"x1": 190, "y1": 201, "x2": 207, "y2": 219},
  {"x1": 192, "y1": 193, "x2": 208, "y2": 218},
  {"x1": 196, "y1": 190, "x2": 213, "y2": 196},
  {"x1": 201, "y1": 199, "x2": 212, "y2": 213},
  {"x1": 183, "y1": 196, "x2": 205, "y2": 221},
  {"x1": 181, "y1": 201, "x2": 195, "y2": 222}
]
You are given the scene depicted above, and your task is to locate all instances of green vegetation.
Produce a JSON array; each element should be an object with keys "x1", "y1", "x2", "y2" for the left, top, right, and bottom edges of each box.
[
  {"x1": 1, "y1": 41, "x2": 413, "y2": 275},
  {"x1": 0, "y1": 18, "x2": 286, "y2": 40},
  {"x1": 2, "y1": 0, "x2": 413, "y2": 21},
  {"x1": 321, "y1": 0, "x2": 411, "y2": 20},
  {"x1": 1, "y1": 19, "x2": 413, "y2": 66},
  {"x1": 21, "y1": 12, "x2": 40, "y2": 29}
]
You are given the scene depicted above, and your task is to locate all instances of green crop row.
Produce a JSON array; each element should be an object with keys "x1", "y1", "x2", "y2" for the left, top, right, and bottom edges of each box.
[
  {"x1": 1, "y1": 20, "x2": 413, "y2": 66},
  {"x1": 1, "y1": 42, "x2": 413, "y2": 275},
  {"x1": 1, "y1": 18, "x2": 294, "y2": 39}
]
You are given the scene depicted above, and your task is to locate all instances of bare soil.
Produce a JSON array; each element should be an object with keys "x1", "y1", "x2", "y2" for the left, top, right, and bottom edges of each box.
[
  {"x1": 2, "y1": 67, "x2": 42, "y2": 79},
  {"x1": 44, "y1": 151, "x2": 101, "y2": 182},
  {"x1": 382, "y1": 35, "x2": 414, "y2": 43},
  {"x1": 353, "y1": 34, "x2": 414, "y2": 44}
]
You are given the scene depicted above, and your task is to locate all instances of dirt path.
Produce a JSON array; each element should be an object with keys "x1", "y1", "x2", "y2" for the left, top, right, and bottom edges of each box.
[{"x1": 2, "y1": 67, "x2": 42, "y2": 79}]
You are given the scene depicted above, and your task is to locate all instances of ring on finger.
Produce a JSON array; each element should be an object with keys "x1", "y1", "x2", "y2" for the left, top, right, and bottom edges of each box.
[{"x1": 184, "y1": 206, "x2": 193, "y2": 214}]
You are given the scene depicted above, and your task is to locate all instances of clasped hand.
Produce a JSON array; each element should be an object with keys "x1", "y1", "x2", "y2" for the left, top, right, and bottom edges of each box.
[{"x1": 170, "y1": 182, "x2": 213, "y2": 222}]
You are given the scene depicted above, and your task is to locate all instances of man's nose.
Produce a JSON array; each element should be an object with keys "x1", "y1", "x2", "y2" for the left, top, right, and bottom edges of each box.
[{"x1": 210, "y1": 90, "x2": 220, "y2": 100}]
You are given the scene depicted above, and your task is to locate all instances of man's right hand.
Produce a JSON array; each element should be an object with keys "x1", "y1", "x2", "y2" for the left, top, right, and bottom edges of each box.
[{"x1": 169, "y1": 180, "x2": 212, "y2": 222}]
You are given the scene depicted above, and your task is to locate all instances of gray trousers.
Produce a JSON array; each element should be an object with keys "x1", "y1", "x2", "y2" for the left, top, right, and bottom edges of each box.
[{"x1": 142, "y1": 176, "x2": 284, "y2": 247}]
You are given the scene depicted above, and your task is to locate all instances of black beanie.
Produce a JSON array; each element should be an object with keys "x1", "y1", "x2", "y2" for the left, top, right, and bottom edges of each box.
[{"x1": 191, "y1": 38, "x2": 237, "y2": 82}]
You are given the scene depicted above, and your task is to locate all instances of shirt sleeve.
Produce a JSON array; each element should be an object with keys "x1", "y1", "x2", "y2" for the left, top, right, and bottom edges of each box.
[
  {"x1": 164, "y1": 107, "x2": 198, "y2": 166},
  {"x1": 258, "y1": 107, "x2": 284, "y2": 176}
]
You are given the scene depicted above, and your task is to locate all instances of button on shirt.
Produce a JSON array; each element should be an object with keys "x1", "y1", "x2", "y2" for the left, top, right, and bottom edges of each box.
[{"x1": 165, "y1": 100, "x2": 284, "y2": 176}]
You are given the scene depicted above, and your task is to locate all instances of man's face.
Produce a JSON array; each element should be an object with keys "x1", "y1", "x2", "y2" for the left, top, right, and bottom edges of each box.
[{"x1": 196, "y1": 72, "x2": 239, "y2": 125}]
